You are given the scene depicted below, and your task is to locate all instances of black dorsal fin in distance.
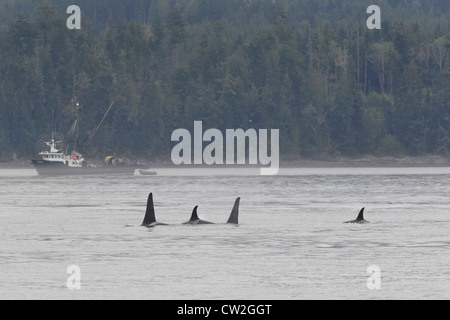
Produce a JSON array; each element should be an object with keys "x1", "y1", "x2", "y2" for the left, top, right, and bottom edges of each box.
[
  {"x1": 356, "y1": 207, "x2": 365, "y2": 221},
  {"x1": 189, "y1": 206, "x2": 200, "y2": 222},
  {"x1": 141, "y1": 193, "x2": 157, "y2": 226},
  {"x1": 226, "y1": 197, "x2": 240, "y2": 224}
]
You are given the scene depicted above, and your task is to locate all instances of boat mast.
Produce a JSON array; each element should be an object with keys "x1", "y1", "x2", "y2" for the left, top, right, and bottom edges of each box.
[
  {"x1": 73, "y1": 100, "x2": 80, "y2": 152},
  {"x1": 48, "y1": 109, "x2": 59, "y2": 153},
  {"x1": 51, "y1": 109, "x2": 54, "y2": 142},
  {"x1": 66, "y1": 98, "x2": 80, "y2": 154}
]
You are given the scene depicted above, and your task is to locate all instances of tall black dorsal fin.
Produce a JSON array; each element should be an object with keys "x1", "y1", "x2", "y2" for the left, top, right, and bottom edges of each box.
[
  {"x1": 356, "y1": 208, "x2": 365, "y2": 221},
  {"x1": 189, "y1": 206, "x2": 200, "y2": 222},
  {"x1": 226, "y1": 197, "x2": 240, "y2": 224},
  {"x1": 141, "y1": 193, "x2": 157, "y2": 226}
]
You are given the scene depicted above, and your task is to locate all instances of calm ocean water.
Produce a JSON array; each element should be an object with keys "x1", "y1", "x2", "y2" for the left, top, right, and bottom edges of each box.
[{"x1": 0, "y1": 167, "x2": 449, "y2": 300}]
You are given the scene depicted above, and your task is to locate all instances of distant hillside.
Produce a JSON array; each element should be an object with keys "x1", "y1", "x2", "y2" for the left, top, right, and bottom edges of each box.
[{"x1": 0, "y1": 0, "x2": 448, "y2": 161}]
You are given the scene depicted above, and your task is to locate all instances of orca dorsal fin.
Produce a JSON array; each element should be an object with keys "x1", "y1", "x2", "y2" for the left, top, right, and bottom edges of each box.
[
  {"x1": 189, "y1": 206, "x2": 200, "y2": 222},
  {"x1": 356, "y1": 208, "x2": 365, "y2": 221},
  {"x1": 141, "y1": 193, "x2": 157, "y2": 226},
  {"x1": 226, "y1": 197, "x2": 240, "y2": 224}
]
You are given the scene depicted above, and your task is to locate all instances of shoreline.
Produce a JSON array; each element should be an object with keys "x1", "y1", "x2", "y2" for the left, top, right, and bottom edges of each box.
[
  {"x1": 281, "y1": 155, "x2": 450, "y2": 168},
  {"x1": 2, "y1": 155, "x2": 450, "y2": 169}
]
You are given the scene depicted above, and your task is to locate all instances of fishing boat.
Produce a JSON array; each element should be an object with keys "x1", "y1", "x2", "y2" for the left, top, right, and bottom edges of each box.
[
  {"x1": 31, "y1": 101, "x2": 144, "y2": 176},
  {"x1": 31, "y1": 138, "x2": 142, "y2": 176}
]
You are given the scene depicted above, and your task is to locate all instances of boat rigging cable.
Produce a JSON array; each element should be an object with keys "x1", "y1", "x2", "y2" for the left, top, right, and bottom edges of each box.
[{"x1": 81, "y1": 101, "x2": 115, "y2": 154}]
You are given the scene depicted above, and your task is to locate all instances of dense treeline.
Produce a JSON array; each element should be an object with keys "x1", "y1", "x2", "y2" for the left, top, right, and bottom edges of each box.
[{"x1": 0, "y1": 0, "x2": 448, "y2": 161}]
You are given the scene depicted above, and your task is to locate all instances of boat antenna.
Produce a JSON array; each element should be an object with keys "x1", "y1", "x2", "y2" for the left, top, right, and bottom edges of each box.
[{"x1": 51, "y1": 109, "x2": 54, "y2": 141}]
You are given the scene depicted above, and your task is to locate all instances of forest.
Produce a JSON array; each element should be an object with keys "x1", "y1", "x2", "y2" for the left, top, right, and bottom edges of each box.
[{"x1": 0, "y1": 0, "x2": 448, "y2": 162}]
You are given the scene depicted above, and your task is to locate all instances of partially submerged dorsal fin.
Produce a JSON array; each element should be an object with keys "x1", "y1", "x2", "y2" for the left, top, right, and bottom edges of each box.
[
  {"x1": 356, "y1": 207, "x2": 365, "y2": 221},
  {"x1": 227, "y1": 197, "x2": 240, "y2": 224},
  {"x1": 189, "y1": 206, "x2": 200, "y2": 222},
  {"x1": 141, "y1": 193, "x2": 157, "y2": 226}
]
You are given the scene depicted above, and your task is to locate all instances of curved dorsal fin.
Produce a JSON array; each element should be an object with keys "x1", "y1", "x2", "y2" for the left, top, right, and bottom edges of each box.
[
  {"x1": 226, "y1": 197, "x2": 240, "y2": 224},
  {"x1": 189, "y1": 206, "x2": 200, "y2": 222},
  {"x1": 356, "y1": 208, "x2": 365, "y2": 221},
  {"x1": 141, "y1": 193, "x2": 157, "y2": 226}
]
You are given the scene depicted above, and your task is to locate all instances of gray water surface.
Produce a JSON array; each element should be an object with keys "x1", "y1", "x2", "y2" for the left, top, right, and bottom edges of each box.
[{"x1": 0, "y1": 168, "x2": 449, "y2": 299}]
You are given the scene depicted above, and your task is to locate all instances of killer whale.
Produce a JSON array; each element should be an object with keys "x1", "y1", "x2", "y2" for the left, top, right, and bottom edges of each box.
[
  {"x1": 345, "y1": 208, "x2": 369, "y2": 224},
  {"x1": 227, "y1": 197, "x2": 240, "y2": 225},
  {"x1": 141, "y1": 193, "x2": 241, "y2": 227},
  {"x1": 183, "y1": 197, "x2": 241, "y2": 225},
  {"x1": 141, "y1": 193, "x2": 168, "y2": 227},
  {"x1": 183, "y1": 206, "x2": 214, "y2": 225}
]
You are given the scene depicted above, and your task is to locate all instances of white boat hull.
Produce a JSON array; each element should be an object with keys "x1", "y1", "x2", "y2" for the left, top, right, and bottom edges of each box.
[{"x1": 31, "y1": 160, "x2": 143, "y2": 176}]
